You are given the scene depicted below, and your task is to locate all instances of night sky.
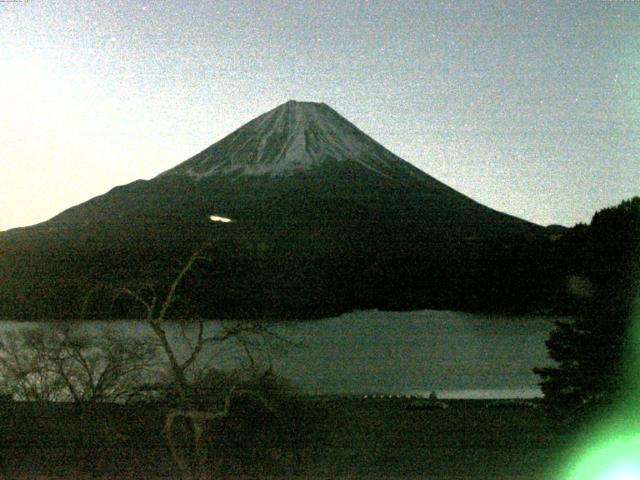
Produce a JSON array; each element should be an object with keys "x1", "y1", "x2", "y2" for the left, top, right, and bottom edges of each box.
[{"x1": 1, "y1": 0, "x2": 638, "y2": 231}]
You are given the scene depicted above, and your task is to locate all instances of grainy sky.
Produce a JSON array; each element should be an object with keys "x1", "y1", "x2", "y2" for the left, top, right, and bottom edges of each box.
[{"x1": 1, "y1": 0, "x2": 638, "y2": 231}]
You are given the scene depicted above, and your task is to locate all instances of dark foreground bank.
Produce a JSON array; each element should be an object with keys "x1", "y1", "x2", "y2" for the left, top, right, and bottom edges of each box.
[{"x1": 0, "y1": 397, "x2": 573, "y2": 479}]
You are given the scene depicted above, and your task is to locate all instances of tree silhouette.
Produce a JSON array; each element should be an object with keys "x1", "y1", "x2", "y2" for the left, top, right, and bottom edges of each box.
[
  {"x1": 534, "y1": 197, "x2": 640, "y2": 425},
  {"x1": 113, "y1": 248, "x2": 304, "y2": 478},
  {"x1": 0, "y1": 323, "x2": 156, "y2": 402}
]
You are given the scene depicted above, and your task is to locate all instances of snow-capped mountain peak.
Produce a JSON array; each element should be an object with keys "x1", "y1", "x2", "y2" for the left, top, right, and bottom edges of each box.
[{"x1": 160, "y1": 100, "x2": 408, "y2": 179}]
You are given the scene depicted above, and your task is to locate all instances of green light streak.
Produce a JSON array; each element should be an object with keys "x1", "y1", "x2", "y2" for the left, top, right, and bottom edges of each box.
[
  {"x1": 553, "y1": 302, "x2": 640, "y2": 480},
  {"x1": 562, "y1": 433, "x2": 640, "y2": 480}
]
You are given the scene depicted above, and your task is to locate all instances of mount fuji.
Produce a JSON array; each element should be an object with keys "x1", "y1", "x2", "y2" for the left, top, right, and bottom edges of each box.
[
  {"x1": 0, "y1": 101, "x2": 546, "y2": 320},
  {"x1": 162, "y1": 100, "x2": 430, "y2": 179}
]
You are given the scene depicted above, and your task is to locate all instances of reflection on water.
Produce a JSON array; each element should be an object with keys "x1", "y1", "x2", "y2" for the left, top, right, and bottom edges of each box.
[{"x1": 0, "y1": 309, "x2": 558, "y2": 398}]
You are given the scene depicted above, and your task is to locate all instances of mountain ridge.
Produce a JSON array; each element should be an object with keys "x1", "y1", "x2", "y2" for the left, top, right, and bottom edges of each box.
[
  {"x1": 158, "y1": 100, "x2": 430, "y2": 181},
  {"x1": 0, "y1": 101, "x2": 548, "y2": 320}
]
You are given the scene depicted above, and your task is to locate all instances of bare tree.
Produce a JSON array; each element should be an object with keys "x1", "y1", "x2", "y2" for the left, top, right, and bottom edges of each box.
[
  {"x1": 0, "y1": 323, "x2": 156, "y2": 403},
  {"x1": 0, "y1": 328, "x2": 66, "y2": 401},
  {"x1": 114, "y1": 249, "x2": 296, "y2": 478}
]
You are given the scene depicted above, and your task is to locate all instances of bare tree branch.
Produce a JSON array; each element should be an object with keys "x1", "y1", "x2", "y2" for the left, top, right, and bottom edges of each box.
[
  {"x1": 113, "y1": 288, "x2": 154, "y2": 320},
  {"x1": 0, "y1": 324, "x2": 156, "y2": 403},
  {"x1": 157, "y1": 249, "x2": 210, "y2": 322},
  {"x1": 105, "y1": 247, "x2": 299, "y2": 477}
]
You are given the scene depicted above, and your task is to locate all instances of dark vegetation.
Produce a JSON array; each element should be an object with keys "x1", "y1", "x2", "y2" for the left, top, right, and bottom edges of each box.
[
  {"x1": 4, "y1": 196, "x2": 635, "y2": 323},
  {"x1": 0, "y1": 160, "x2": 545, "y2": 321},
  {"x1": 534, "y1": 197, "x2": 640, "y2": 426},
  {"x1": 0, "y1": 250, "x2": 311, "y2": 478},
  {"x1": 0, "y1": 320, "x2": 308, "y2": 478},
  {"x1": 0, "y1": 397, "x2": 569, "y2": 479},
  {"x1": 0, "y1": 195, "x2": 634, "y2": 476},
  {"x1": 0, "y1": 324, "x2": 156, "y2": 402}
]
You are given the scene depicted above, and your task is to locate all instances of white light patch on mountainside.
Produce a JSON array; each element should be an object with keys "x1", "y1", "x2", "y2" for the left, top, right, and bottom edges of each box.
[
  {"x1": 159, "y1": 100, "x2": 412, "y2": 180},
  {"x1": 209, "y1": 214, "x2": 232, "y2": 223}
]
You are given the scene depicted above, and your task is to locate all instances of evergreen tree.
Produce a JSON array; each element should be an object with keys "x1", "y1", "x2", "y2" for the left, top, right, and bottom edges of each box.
[{"x1": 534, "y1": 197, "x2": 640, "y2": 424}]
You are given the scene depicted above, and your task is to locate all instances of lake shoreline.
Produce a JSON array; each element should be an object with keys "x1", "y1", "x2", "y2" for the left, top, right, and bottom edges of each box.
[{"x1": 0, "y1": 309, "x2": 560, "y2": 399}]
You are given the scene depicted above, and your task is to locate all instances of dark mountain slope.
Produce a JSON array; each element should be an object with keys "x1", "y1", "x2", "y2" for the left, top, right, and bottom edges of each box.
[{"x1": 0, "y1": 101, "x2": 546, "y2": 320}]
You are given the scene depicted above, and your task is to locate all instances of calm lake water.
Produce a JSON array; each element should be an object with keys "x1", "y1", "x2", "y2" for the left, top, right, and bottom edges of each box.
[{"x1": 0, "y1": 309, "x2": 559, "y2": 399}]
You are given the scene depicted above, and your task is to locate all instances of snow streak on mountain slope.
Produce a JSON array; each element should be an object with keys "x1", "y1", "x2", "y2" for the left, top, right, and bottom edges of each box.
[{"x1": 160, "y1": 100, "x2": 422, "y2": 179}]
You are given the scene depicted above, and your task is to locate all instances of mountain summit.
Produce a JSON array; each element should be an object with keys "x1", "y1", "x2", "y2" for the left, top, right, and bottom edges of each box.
[
  {"x1": 0, "y1": 101, "x2": 545, "y2": 320},
  {"x1": 161, "y1": 100, "x2": 419, "y2": 179}
]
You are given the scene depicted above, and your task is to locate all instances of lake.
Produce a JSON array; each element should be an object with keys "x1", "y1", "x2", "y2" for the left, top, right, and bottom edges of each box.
[{"x1": 0, "y1": 309, "x2": 559, "y2": 399}]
